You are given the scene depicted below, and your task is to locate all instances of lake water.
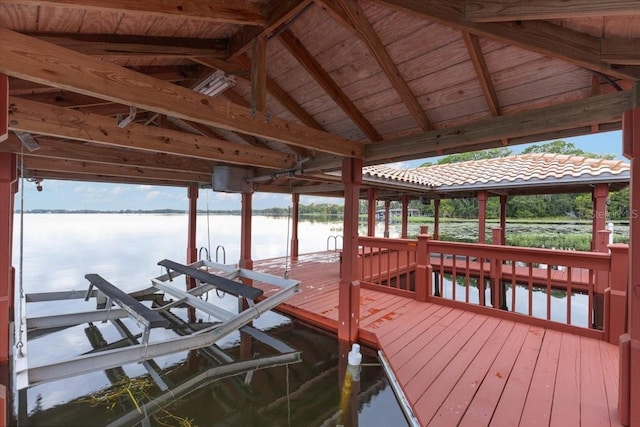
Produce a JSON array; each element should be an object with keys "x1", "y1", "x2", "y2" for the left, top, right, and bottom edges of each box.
[{"x1": 11, "y1": 213, "x2": 409, "y2": 427}]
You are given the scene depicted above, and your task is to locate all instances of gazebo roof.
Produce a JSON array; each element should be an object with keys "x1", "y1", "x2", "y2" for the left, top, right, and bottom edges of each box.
[{"x1": 363, "y1": 154, "x2": 630, "y2": 199}]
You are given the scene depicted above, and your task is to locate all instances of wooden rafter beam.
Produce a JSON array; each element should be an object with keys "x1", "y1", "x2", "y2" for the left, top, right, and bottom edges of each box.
[
  {"x1": 462, "y1": 32, "x2": 501, "y2": 117},
  {"x1": 372, "y1": 0, "x2": 640, "y2": 81},
  {"x1": 7, "y1": 0, "x2": 267, "y2": 26},
  {"x1": 366, "y1": 85, "x2": 639, "y2": 162},
  {"x1": 228, "y1": 0, "x2": 311, "y2": 59},
  {"x1": 602, "y1": 38, "x2": 640, "y2": 66},
  {"x1": 21, "y1": 33, "x2": 228, "y2": 59},
  {"x1": 251, "y1": 37, "x2": 268, "y2": 113},
  {"x1": 0, "y1": 29, "x2": 362, "y2": 158},
  {"x1": 0, "y1": 134, "x2": 213, "y2": 174},
  {"x1": 22, "y1": 156, "x2": 210, "y2": 184},
  {"x1": 8, "y1": 97, "x2": 294, "y2": 170},
  {"x1": 21, "y1": 170, "x2": 188, "y2": 187},
  {"x1": 318, "y1": 0, "x2": 433, "y2": 131},
  {"x1": 279, "y1": 28, "x2": 383, "y2": 142},
  {"x1": 465, "y1": 0, "x2": 640, "y2": 22}
]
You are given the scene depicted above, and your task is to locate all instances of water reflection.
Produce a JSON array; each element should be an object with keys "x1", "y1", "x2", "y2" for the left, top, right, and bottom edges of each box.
[
  {"x1": 12, "y1": 214, "x2": 408, "y2": 426},
  {"x1": 435, "y1": 273, "x2": 589, "y2": 327}
]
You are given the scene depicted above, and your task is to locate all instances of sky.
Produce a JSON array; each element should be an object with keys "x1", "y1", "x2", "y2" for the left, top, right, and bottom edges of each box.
[{"x1": 15, "y1": 130, "x2": 627, "y2": 211}]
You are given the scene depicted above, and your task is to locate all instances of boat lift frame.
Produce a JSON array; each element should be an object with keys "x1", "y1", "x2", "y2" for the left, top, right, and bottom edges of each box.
[{"x1": 14, "y1": 259, "x2": 301, "y2": 389}]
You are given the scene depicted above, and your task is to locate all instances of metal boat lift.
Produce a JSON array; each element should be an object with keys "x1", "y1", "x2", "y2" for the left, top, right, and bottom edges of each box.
[{"x1": 14, "y1": 259, "x2": 301, "y2": 389}]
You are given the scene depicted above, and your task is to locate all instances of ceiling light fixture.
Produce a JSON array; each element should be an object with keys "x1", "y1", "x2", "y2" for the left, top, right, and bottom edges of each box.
[{"x1": 193, "y1": 70, "x2": 236, "y2": 97}]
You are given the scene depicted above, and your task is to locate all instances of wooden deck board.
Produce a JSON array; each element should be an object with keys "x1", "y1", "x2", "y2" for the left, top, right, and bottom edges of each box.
[
  {"x1": 250, "y1": 252, "x2": 622, "y2": 427},
  {"x1": 519, "y1": 330, "x2": 562, "y2": 426},
  {"x1": 435, "y1": 319, "x2": 516, "y2": 426},
  {"x1": 459, "y1": 322, "x2": 531, "y2": 427},
  {"x1": 550, "y1": 333, "x2": 581, "y2": 427}
]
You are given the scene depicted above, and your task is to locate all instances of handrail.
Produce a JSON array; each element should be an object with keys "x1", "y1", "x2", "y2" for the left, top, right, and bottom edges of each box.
[{"x1": 355, "y1": 233, "x2": 627, "y2": 340}]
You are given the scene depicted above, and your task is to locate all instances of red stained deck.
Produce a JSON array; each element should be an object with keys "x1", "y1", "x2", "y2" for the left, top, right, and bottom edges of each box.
[{"x1": 253, "y1": 252, "x2": 622, "y2": 427}]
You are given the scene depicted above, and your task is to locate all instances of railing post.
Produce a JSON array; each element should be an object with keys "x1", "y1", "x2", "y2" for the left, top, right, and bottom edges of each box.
[
  {"x1": 491, "y1": 228, "x2": 505, "y2": 309},
  {"x1": 594, "y1": 229, "x2": 612, "y2": 330},
  {"x1": 416, "y1": 232, "x2": 431, "y2": 302},
  {"x1": 607, "y1": 244, "x2": 629, "y2": 344}
]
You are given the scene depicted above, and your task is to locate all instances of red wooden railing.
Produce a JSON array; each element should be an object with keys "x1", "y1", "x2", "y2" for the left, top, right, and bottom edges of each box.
[{"x1": 356, "y1": 229, "x2": 629, "y2": 343}]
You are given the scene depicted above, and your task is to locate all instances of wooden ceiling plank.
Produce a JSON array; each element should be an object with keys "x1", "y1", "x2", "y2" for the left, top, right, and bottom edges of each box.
[
  {"x1": 462, "y1": 32, "x2": 501, "y2": 117},
  {"x1": 0, "y1": 134, "x2": 213, "y2": 173},
  {"x1": 232, "y1": 55, "x2": 325, "y2": 132},
  {"x1": 8, "y1": 97, "x2": 294, "y2": 170},
  {"x1": 22, "y1": 156, "x2": 211, "y2": 183},
  {"x1": 319, "y1": 0, "x2": 433, "y2": 131},
  {"x1": 228, "y1": 0, "x2": 311, "y2": 60},
  {"x1": 0, "y1": 28, "x2": 362, "y2": 158},
  {"x1": 25, "y1": 33, "x2": 228, "y2": 58},
  {"x1": 465, "y1": 0, "x2": 640, "y2": 22},
  {"x1": 601, "y1": 37, "x2": 640, "y2": 66},
  {"x1": 366, "y1": 85, "x2": 639, "y2": 162},
  {"x1": 279, "y1": 28, "x2": 383, "y2": 142},
  {"x1": 372, "y1": 0, "x2": 640, "y2": 81},
  {"x1": 7, "y1": 0, "x2": 267, "y2": 26}
]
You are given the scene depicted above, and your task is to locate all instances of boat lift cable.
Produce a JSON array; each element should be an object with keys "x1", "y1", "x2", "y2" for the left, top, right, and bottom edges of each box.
[
  {"x1": 284, "y1": 204, "x2": 291, "y2": 280},
  {"x1": 206, "y1": 190, "x2": 212, "y2": 261},
  {"x1": 17, "y1": 145, "x2": 25, "y2": 356}
]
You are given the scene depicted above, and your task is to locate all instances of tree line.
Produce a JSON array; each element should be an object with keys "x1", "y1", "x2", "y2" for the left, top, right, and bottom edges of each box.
[{"x1": 405, "y1": 140, "x2": 630, "y2": 221}]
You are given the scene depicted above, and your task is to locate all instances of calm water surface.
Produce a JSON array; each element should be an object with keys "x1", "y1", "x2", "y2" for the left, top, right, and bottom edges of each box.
[{"x1": 11, "y1": 213, "x2": 408, "y2": 427}]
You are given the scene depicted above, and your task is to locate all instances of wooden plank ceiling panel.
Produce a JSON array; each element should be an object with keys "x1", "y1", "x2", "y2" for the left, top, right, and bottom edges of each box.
[
  {"x1": 279, "y1": 29, "x2": 381, "y2": 141},
  {"x1": 321, "y1": 0, "x2": 432, "y2": 130},
  {"x1": 497, "y1": 65, "x2": 591, "y2": 108},
  {"x1": 37, "y1": 5, "x2": 84, "y2": 32},
  {"x1": 78, "y1": 9, "x2": 121, "y2": 33},
  {"x1": 373, "y1": 0, "x2": 640, "y2": 81},
  {"x1": 500, "y1": 86, "x2": 593, "y2": 117},
  {"x1": 0, "y1": 3, "x2": 38, "y2": 31}
]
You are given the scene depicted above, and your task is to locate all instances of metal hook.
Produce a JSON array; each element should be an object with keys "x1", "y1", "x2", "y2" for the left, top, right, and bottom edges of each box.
[{"x1": 116, "y1": 105, "x2": 137, "y2": 128}]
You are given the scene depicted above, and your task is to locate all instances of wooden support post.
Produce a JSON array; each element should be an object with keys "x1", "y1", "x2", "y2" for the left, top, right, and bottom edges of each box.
[
  {"x1": 433, "y1": 199, "x2": 440, "y2": 240},
  {"x1": 367, "y1": 188, "x2": 376, "y2": 237},
  {"x1": 401, "y1": 195, "x2": 409, "y2": 238},
  {"x1": 607, "y1": 244, "x2": 629, "y2": 345},
  {"x1": 416, "y1": 231, "x2": 431, "y2": 302},
  {"x1": 0, "y1": 153, "x2": 16, "y2": 366},
  {"x1": 383, "y1": 200, "x2": 390, "y2": 238},
  {"x1": 499, "y1": 195, "x2": 507, "y2": 245},
  {"x1": 186, "y1": 185, "x2": 198, "y2": 267},
  {"x1": 339, "y1": 158, "x2": 362, "y2": 343},
  {"x1": 239, "y1": 191, "x2": 254, "y2": 358},
  {"x1": 620, "y1": 105, "x2": 640, "y2": 427},
  {"x1": 490, "y1": 228, "x2": 505, "y2": 309},
  {"x1": 592, "y1": 183, "x2": 609, "y2": 251},
  {"x1": 478, "y1": 191, "x2": 487, "y2": 243},
  {"x1": 594, "y1": 229, "x2": 612, "y2": 330},
  {"x1": 186, "y1": 184, "x2": 198, "y2": 323},
  {"x1": 0, "y1": 74, "x2": 7, "y2": 142},
  {"x1": 291, "y1": 193, "x2": 299, "y2": 260},
  {"x1": 240, "y1": 192, "x2": 253, "y2": 274}
]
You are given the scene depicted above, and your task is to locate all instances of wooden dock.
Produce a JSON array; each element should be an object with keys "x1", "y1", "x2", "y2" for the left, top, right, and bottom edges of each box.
[{"x1": 253, "y1": 251, "x2": 622, "y2": 427}]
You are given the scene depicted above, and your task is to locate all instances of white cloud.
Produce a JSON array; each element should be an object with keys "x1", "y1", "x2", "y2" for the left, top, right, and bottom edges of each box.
[
  {"x1": 145, "y1": 190, "x2": 162, "y2": 200},
  {"x1": 109, "y1": 186, "x2": 125, "y2": 196}
]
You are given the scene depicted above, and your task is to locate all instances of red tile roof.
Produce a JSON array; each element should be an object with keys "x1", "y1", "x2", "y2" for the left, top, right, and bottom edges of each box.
[{"x1": 363, "y1": 154, "x2": 630, "y2": 195}]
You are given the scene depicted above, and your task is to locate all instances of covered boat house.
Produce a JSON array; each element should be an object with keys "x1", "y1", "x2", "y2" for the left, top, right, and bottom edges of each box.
[{"x1": 0, "y1": 1, "x2": 639, "y2": 425}]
